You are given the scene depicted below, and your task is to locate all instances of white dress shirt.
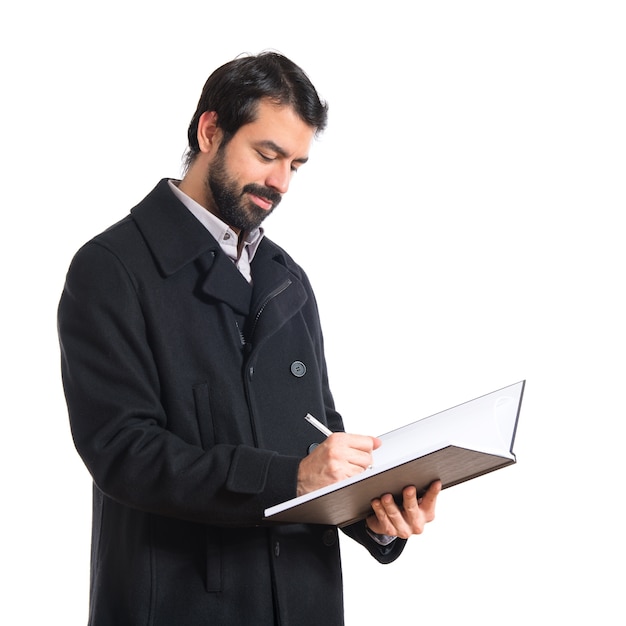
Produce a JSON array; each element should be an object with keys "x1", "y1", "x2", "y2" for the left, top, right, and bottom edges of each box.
[{"x1": 168, "y1": 179, "x2": 264, "y2": 284}]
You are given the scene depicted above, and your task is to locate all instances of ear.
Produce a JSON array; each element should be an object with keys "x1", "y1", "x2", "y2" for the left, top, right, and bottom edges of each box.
[{"x1": 197, "y1": 111, "x2": 221, "y2": 153}]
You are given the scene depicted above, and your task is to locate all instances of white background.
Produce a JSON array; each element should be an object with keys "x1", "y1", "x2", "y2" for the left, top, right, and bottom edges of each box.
[{"x1": 2, "y1": 1, "x2": 624, "y2": 624}]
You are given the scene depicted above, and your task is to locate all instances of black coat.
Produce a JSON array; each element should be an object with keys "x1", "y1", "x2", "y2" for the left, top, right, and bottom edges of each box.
[{"x1": 58, "y1": 180, "x2": 405, "y2": 625}]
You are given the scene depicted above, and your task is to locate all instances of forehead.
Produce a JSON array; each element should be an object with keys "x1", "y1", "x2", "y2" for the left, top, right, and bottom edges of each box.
[{"x1": 234, "y1": 100, "x2": 316, "y2": 157}]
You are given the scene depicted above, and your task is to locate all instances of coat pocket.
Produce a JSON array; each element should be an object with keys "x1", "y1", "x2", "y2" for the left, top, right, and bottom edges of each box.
[{"x1": 193, "y1": 382, "x2": 216, "y2": 449}]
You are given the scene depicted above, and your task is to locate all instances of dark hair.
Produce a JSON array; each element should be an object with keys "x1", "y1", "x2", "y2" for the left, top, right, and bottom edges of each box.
[{"x1": 184, "y1": 51, "x2": 328, "y2": 170}]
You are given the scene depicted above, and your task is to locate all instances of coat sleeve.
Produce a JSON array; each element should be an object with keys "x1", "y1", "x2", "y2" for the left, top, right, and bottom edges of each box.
[
  {"x1": 341, "y1": 520, "x2": 407, "y2": 564},
  {"x1": 58, "y1": 241, "x2": 301, "y2": 526}
]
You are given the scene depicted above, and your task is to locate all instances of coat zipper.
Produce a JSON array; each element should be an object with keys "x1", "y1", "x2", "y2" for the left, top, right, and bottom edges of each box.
[
  {"x1": 234, "y1": 278, "x2": 292, "y2": 348},
  {"x1": 248, "y1": 279, "x2": 292, "y2": 342},
  {"x1": 244, "y1": 278, "x2": 292, "y2": 449}
]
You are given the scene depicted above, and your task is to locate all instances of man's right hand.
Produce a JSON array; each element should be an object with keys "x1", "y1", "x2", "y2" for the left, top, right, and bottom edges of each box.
[{"x1": 296, "y1": 433, "x2": 381, "y2": 496}]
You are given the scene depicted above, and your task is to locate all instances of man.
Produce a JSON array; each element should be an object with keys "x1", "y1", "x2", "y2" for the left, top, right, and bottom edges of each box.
[{"x1": 58, "y1": 51, "x2": 441, "y2": 625}]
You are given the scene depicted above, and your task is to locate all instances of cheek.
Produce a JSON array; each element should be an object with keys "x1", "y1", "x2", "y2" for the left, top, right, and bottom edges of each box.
[
  {"x1": 221, "y1": 137, "x2": 273, "y2": 185},
  {"x1": 225, "y1": 154, "x2": 263, "y2": 185}
]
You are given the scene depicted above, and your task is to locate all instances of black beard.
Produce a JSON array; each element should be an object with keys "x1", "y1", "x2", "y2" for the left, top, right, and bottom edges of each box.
[{"x1": 206, "y1": 150, "x2": 282, "y2": 232}]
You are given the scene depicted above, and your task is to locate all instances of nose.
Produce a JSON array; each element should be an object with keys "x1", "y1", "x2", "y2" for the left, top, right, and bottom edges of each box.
[{"x1": 265, "y1": 162, "x2": 292, "y2": 195}]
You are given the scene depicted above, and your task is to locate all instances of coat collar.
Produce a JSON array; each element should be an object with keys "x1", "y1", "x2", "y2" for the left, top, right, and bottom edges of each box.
[
  {"x1": 129, "y1": 180, "x2": 308, "y2": 322},
  {"x1": 130, "y1": 179, "x2": 219, "y2": 277}
]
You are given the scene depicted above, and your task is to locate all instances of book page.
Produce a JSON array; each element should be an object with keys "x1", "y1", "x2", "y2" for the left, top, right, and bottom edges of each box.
[{"x1": 372, "y1": 381, "x2": 523, "y2": 469}]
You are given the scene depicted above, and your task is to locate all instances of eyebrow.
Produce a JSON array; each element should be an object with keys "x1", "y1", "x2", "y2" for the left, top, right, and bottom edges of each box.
[{"x1": 256, "y1": 140, "x2": 309, "y2": 165}]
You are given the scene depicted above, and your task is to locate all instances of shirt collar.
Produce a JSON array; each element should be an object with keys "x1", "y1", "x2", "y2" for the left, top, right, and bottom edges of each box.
[{"x1": 167, "y1": 179, "x2": 264, "y2": 264}]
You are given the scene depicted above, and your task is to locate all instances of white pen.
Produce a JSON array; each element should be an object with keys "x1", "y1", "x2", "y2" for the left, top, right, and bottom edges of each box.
[{"x1": 304, "y1": 413, "x2": 333, "y2": 437}]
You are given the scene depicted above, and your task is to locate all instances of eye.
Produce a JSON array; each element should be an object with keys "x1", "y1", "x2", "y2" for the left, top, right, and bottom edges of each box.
[{"x1": 257, "y1": 151, "x2": 275, "y2": 163}]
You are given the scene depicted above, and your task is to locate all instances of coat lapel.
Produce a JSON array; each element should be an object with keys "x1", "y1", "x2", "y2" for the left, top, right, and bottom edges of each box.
[
  {"x1": 130, "y1": 179, "x2": 252, "y2": 314},
  {"x1": 197, "y1": 250, "x2": 252, "y2": 315}
]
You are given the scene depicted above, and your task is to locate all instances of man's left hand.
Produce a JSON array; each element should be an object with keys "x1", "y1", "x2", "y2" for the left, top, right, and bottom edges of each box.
[{"x1": 366, "y1": 480, "x2": 442, "y2": 539}]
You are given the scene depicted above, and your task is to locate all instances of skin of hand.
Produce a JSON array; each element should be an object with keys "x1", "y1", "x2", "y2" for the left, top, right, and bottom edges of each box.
[
  {"x1": 296, "y1": 433, "x2": 382, "y2": 497},
  {"x1": 366, "y1": 480, "x2": 442, "y2": 539}
]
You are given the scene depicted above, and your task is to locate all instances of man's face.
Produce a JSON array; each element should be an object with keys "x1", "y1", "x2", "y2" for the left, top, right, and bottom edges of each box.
[{"x1": 205, "y1": 101, "x2": 315, "y2": 233}]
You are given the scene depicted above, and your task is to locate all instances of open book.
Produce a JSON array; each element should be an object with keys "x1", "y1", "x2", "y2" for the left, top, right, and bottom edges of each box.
[{"x1": 264, "y1": 380, "x2": 525, "y2": 527}]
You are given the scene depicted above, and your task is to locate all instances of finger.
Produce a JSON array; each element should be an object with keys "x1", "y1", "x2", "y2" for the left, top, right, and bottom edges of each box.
[
  {"x1": 346, "y1": 450, "x2": 374, "y2": 471},
  {"x1": 423, "y1": 480, "x2": 442, "y2": 502},
  {"x1": 370, "y1": 496, "x2": 398, "y2": 537},
  {"x1": 402, "y1": 486, "x2": 434, "y2": 533},
  {"x1": 378, "y1": 493, "x2": 413, "y2": 538},
  {"x1": 401, "y1": 486, "x2": 420, "y2": 517},
  {"x1": 327, "y1": 435, "x2": 375, "y2": 471},
  {"x1": 334, "y1": 433, "x2": 378, "y2": 453},
  {"x1": 419, "y1": 480, "x2": 442, "y2": 519}
]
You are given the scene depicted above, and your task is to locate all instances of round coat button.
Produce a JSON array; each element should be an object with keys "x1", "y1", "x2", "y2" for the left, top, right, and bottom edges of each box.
[
  {"x1": 307, "y1": 442, "x2": 319, "y2": 454},
  {"x1": 290, "y1": 361, "x2": 307, "y2": 377}
]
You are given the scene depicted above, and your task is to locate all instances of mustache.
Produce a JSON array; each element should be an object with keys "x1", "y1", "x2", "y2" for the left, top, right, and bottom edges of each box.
[{"x1": 242, "y1": 183, "x2": 282, "y2": 208}]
